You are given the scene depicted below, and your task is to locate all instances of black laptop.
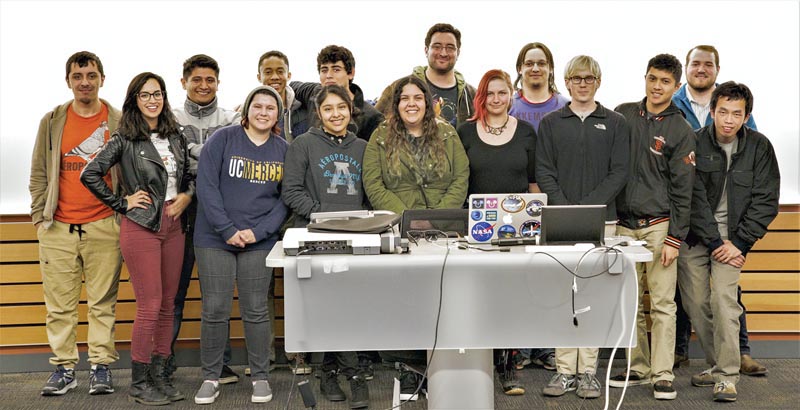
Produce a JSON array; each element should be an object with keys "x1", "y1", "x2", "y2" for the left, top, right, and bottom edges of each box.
[{"x1": 540, "y1": 205, "x2": 606, "y2": 246}]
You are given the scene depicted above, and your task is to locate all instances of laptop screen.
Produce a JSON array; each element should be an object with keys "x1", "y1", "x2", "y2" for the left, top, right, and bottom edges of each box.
[{"x1": 540, "y1": 205, "x2": 606, "y2": 246}]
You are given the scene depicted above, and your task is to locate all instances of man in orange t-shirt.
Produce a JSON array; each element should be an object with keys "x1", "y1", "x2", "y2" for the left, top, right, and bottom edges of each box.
[{"x1": 29, "y1": 51, "x2": 122, "y2": 397}]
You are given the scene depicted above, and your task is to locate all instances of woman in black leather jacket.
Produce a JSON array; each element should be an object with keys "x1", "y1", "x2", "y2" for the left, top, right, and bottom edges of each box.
[{"x1": 81, "y1": 72, "x2": 192, "y2": 405}]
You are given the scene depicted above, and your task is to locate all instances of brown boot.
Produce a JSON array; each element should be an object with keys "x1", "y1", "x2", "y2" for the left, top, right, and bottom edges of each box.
[{"x1": 740, "y1": 354, "x2": 768, "y2": 376}]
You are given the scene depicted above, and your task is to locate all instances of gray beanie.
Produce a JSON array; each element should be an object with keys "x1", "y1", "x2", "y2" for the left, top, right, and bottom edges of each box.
[{"x1": 241, "y1": 85, "x2": 284, "y2": 124}]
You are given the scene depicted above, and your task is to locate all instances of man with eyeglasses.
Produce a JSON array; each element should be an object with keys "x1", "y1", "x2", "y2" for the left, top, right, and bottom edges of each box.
[
  {"x1": 375, "y1": 22, "x2": 475, "y2": 128},
  {"x1": 30, "y1": 51, "x2": 122, "y2": 397},
  {"x1": 677, "y1": 81, "x2": 779, "y2": 402},
  {"x1": 291, "y1": 45, "x2": 384, "y2": 141},
  {"x1": 170, "y1": 54, "x2": 241, "y2": 385},
  {"x1": 609, "y1": 54, "x2": 695, "y2": 400},
  {"x1": 536, "y1": 55, "x2": 629, "y2": 400},
  {"x1": 670, "y1": 45, "x2": 766, "y2": 379}
]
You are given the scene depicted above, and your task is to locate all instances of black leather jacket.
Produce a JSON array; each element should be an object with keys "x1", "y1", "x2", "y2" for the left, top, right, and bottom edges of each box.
[{"x1": 81, "y1": 130, "x2": 194, "y2": 232}]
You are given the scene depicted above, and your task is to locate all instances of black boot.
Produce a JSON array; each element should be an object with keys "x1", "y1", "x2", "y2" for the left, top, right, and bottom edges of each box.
[
  {"x1": 129, "y1": 361, "x2": 170, "y2": 406},
  {"x1": 349, "y1": 374, "x2": 370, "y2": 409},
  {"x1": 162, "y1": 354, "x2": 177, "y2": 381},
  {"x1": 320, "y1": 370, "x2": 346, "y2": 401},
  {"x1": 151, "y1": 355, "x2": 185, "y2": 401}
]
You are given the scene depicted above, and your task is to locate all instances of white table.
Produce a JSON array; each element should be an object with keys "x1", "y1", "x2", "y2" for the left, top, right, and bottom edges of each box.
[{"x1": 267, "y1": 239, "x2": 650, "y2": 409}]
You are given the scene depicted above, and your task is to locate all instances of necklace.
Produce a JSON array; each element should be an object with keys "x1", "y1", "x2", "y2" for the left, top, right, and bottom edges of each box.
[{"x1": 486, "y1": 116, "x2": 509, "y2": 136}]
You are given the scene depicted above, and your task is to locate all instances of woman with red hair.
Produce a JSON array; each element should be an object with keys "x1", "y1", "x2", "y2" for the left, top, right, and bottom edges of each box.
[{"x1": 458, "y1": 69, "x2": 538, "y2": 198}]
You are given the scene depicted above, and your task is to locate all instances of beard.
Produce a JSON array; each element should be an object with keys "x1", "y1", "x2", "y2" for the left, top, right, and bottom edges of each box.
[{"x1": 688, "y1": 77, "x2": 715, "y2": 92}]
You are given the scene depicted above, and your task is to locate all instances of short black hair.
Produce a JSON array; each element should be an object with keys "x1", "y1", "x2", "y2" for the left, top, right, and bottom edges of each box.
[
  {"x1": 258, "y1": 50, "x2": 290, "y2": 70},
  {"x1": 425, "y1": 23, "x2": 461, "y2": 49},
  {"x1": 65, "y1": 51, "x2": 104, "y2": 81},
  {"x1": 182, "y1": 54, "x2": 219, "y2": 79},
  {"x1": 317, "y1": 45, "x2": 355, "y2": 74},
  {"x1": 711, "y1": 81, "x2": 754, "y2": 117},
  {"x1": 646, "y1": 53, "x2": 682, "y2": 83}
]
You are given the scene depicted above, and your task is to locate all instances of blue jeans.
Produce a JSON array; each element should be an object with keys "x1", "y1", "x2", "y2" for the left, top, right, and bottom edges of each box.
[
  {"x1": 172, "y1": 222, "x2": 233, "y2": 365},
  {"x1": 197, "y1": 247, "x2": 271, "y2": 381},
  {"x1": 675, "y1": 285, "x2": 750, "y2": 356}
]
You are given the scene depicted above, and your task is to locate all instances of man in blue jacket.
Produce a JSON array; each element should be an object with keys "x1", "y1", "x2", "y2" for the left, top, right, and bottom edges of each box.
[
  {"x1": 678, "y1": 82, "x2": 779, "y2": 402},
  {"x1": 671, "y1": 45, "x2": 765, "y2": 377}
]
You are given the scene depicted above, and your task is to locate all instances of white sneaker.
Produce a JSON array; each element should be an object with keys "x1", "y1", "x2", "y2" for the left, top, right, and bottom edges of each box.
[{"x1": 251, "y1": 380, "x2": 273, "y2": 403}]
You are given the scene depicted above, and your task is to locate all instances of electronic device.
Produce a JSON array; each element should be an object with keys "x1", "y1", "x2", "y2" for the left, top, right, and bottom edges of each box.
[
  {"x1": 283, "y1": 210, "x2": 408, "y2": 255},
  {"x1": 540, "y1": 205, "x2": 606, "y2": 246},
  {"x1": 467, "y1": 193, "x2": 548, "y2": 243}
]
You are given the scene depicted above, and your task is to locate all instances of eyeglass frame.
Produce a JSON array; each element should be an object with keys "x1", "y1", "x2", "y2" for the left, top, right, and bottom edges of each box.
[
  {"x1": 428, "y1": 43, "x2": 458, "y2": 54},
  {"x1": 406, "y1": 229, "x2": 460, "y2": 245},
  {"x1": 568, "y1": 76, "x2": 598, "y2": 84},
  {"x1": 138, "y1": 90, "x2": 165, "y2": 102}
]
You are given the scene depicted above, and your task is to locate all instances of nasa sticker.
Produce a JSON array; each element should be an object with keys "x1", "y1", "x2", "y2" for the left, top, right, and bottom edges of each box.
[
  {"x1": 485, "y1": 211, "x2": 498, "y2": 221},
  {"x1": 486, "y1": 197, "x2": 498, "y2": 209},
  {"x1": 526, "y1": 199, "x2": 544, "y2": 217},
  {"x1": 470, "y1": 210, "x2": 483, "y2": 221},
  {"x1": 498, "y1": 225, "x2": 517, "y2": 238},
  {"x1": 471, "y1": 197, "x2": 485, "y2": 209},
  {"x1": 471, "y1": 222, "x2": 494, "y2": 242},
  {"x1": 501, "y1": 195, "x2": 525, "y2": 213},
  {"x1": 519, "y1": 220, "x2": 542, "y2": 237}
]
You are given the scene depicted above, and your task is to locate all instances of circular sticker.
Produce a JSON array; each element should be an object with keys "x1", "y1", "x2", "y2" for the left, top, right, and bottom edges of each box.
[
  {"x1": 498, "y1": 224, "x2": 517, "y2": 238},
  {"x1": 519, "y1": 220, "x2": 542, "y2": 237},
  {"x1": 470, "y1": 222, "x2": 494, "y2": 242},
  {"x1": 526, "y1": 199, "x2": 545, "y2": 217},
  {"x1": 470, "y1": 210, "x2": 483, "y2": 221},
  {"x1": 501, "y1": 194, "x2": 525, "y2": 213}
]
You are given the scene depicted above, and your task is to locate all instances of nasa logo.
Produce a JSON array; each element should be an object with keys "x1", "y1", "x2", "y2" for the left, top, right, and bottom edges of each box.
[
  {"x1": 470, "y1": 210, "x2": 483, "y2": 221},
  {"x1": 471, "y1": 222, "x2": 494, "y2": 242},
  {"x1": 498, "y1": 225, "x2": 517, "y2": 238},
  {"x1": 485, "y1": 211, "x2": 498, "y2": 221},
  {"x1": 472, "y1": 198, "x2": 485, "y2": 209},
  {"x1": 486, "y1": 198, "x2": 498, "y2": 208}
]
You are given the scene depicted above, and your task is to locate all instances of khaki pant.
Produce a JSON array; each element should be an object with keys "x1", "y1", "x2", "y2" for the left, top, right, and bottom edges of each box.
[
  {"x1": 678, "y1": 242, "x2": 741, "y2": 384},
  {"x1": 616, "y1": 223, "x2": 676, "y2": 383},
  {"x1": 38, "y1": 217, "x2": 122, "y2": 367},
  {"x1": 556, "y1": 348, "x2": 599, "y2": 375}
]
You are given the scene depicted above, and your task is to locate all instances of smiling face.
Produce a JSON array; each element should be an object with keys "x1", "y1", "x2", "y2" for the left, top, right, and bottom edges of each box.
[
  {"x1": 317, "y1": 93, "x2": 351, "y2": 136},
  {"x1": 686, "y1": 48, "x2": 718, "y2": 92},
  {"x1": 319, "y1": 60, "x2": 353, "y2": 90},
  {"x1": 711, "y1": 97, "x2": 748, "y2": 143},
  {"x1": 181, "y1": 67, "x2": 218, "y2": 106},
  {"x1": 485, "y1": 78, "x2": 511, "y2": 116},
  {"x1": 398, "y1": 83, "x2": 426, "y2": 131},
  {"x1": 136, "y1": 78, "x2": 163, "y2": 129},
  {"x1": 425, "y1": 32, "x2": 459, "y2": 75},
  {"x1": 247, "y1": 93, "x2": 279, "y2": 134},
  {"x1": 67, "y1": 61, "x2": 104, "y2": 105},
  {"x1": 258, "y1": 56, "x2": 291, "y2": 100},
  {"x1": 645, "y1": 67, "x2": 680, "y2": 113}
]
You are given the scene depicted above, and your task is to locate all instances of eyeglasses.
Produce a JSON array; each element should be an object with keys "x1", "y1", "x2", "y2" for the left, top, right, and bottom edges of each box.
[
  {"x1": 406, "y1": 230, "x2": 459, "y2": 244},
  {"x1": 138, "y1": 90, "x2": 164, "y2": 102},
  {"x1": 568, "y1": 76, "x2": 597, "y2": 84},
  {"x1": 429, "y1": 44, "x2": 458, "y2": 54}
]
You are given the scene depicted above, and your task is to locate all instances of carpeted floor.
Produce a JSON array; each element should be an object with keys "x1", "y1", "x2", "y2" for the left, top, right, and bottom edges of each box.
[{"x1": 0, "y1": 359, "x2": 797, "y2": 409}]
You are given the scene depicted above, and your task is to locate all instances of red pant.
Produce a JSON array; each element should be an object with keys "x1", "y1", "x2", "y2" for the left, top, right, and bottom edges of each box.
[{"x1": 120, "y1": 209, "x2": 184, "y2": 363}]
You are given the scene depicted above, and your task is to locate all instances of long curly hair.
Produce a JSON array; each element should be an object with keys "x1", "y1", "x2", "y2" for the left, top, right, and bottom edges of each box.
[
  {"x1": 118, "y1": 72, "x2": 180, "y2": 141},
  {"x1": 384, "y1": 76, "x2": 446, "y2": 180}
]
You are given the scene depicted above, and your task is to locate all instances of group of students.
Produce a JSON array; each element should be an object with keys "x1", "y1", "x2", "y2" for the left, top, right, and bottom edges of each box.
[{"x1": 30, "y1": 21, "x2": 780, "y2": 408}]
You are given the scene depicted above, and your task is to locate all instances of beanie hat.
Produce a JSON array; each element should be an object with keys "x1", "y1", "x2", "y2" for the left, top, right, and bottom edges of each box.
[{"x1": 241, "y1": 85, "x2": 284, "y2": 123}]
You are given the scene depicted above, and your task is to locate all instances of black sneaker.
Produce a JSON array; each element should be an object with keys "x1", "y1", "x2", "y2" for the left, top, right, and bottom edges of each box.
[
  {"x1": 609, "y1": 372, "x2": 649, "y2": 388},
  {"x1": 89, "y1": 364, "x2": 114, "y2": 395},
  {"x1": 399, "y1": 370, "x2": 424, "y2": 401},
  {"x1": 358, "y1": 357, "x2": 374, "y2": 381},
  {"x1": 219, "y1": 365, "x2": 239, "y2": 385},
  {"x1": 320, "y1": 370, "x2": 346, "y2": 401},
  {"x1": 498, "y1": 367, "x2": 525, "y2": 396},
  {"x1": 349, "y1": 375, "x2": 370, "y2": 409},
  {"x1": 653, "y1": 380, "x2": 677, "y2": 400},
  {"x1": 41, "y1": 365, "x2": 77, "y2": 396}
]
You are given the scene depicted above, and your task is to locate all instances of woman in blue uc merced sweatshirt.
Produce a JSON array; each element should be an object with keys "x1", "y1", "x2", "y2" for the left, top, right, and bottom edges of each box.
[{"x1": 192, "y1": 85, "x2": 288, "y2": 405}]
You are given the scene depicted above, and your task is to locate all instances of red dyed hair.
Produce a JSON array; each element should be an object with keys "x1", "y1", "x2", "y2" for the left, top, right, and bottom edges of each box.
[{"x1": 468, "y1": 69, "x2": 513, "y2": 126}]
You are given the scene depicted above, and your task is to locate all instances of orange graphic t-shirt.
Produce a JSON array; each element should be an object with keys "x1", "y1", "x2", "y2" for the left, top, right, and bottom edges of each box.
[{"x1": 54, "y1": 104, "x2": 114, "y2": 224}]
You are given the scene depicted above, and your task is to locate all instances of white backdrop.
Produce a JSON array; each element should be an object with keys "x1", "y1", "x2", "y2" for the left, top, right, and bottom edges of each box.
[{"x1": 2, "y1": 0, "x2": 798, "y2": 214}]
